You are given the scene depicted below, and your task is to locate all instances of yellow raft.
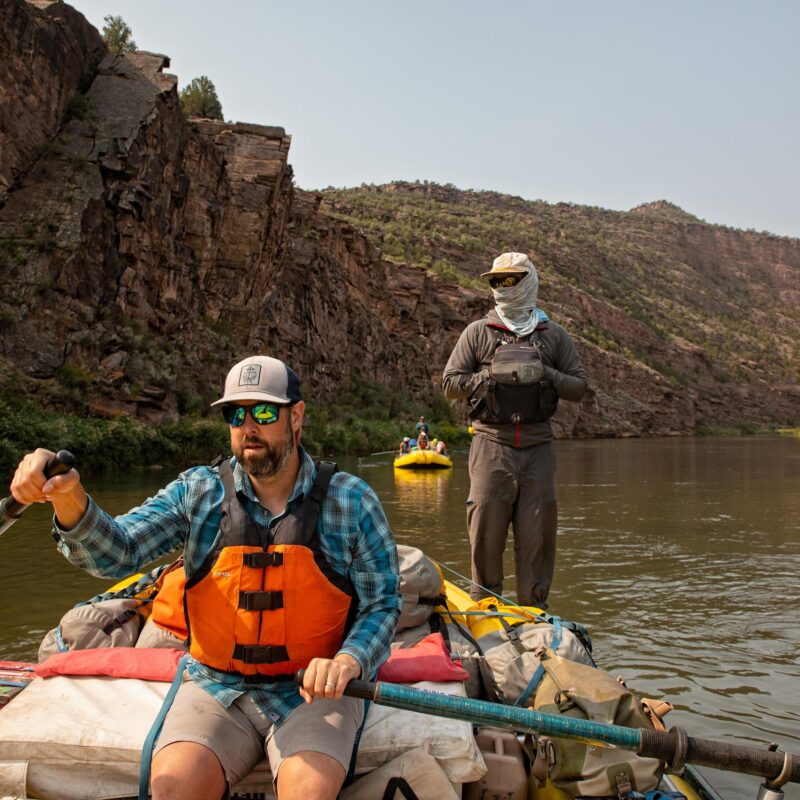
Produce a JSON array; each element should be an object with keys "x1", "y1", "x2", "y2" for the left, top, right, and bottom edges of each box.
[{"x1": 394, "y1": 450, "x2": 453, "y2": 470}]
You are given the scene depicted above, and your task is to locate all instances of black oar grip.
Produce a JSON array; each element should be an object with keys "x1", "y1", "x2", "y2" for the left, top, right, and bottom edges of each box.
[
  {"x1": 2, "y1": 450, "x2": 76, "y2": 518},
  {"x1": 639, "y1": 728, "x2": 800, "y2": 784},
  {"x1": 294, "y1": 669, "x2": 377, "y2": 701},
  {"x1": 44, "y1": 450, "x2": 76, "y2": 480}
]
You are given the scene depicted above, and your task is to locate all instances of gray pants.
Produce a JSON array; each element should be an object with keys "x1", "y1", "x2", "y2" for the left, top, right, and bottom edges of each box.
[{"x1": 466, "y1": 436, "x2": 557, "y2": 606}]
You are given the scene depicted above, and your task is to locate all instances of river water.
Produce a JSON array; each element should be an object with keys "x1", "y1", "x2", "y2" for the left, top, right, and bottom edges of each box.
[{"x1": 1, "y1": 436, "x2": 798, "y2": 800}]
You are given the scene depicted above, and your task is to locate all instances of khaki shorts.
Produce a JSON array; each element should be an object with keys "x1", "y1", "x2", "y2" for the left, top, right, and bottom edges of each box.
[{"x1": 154, "y1": 680, "x2": 364, "y2": 787}]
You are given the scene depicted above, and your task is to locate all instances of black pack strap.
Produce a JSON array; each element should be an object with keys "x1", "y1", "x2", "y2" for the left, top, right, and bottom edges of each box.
[
  {"x1": 238, "y1": 591, "x2": 283, "y2": 611},
  {"x1": 416, "y1": 594, "x2": 447, "y2": 606},
  {"x1": 209, "y1": 454, "x2": 226, "y2": 468},
  {"x1": 440, "y1": 600, "x2": 503, "y2": 704},
  {"x1": 496, "y1": 607, "x2": 528, "y2": 656},
  {"x1": 382, "y1": 777, "x2": 420, "y2": 800},
  {"x1": 309, "y1": 461, "x2": 337, "y2": 504},
  {"x1": 232, "y1": 644, "x2": 290, "y2": 664},
  {"x1": 243, "y1": 551, "x2": 283, "y2": 568},
  {"x1": 429, "y1": 613, "x2": 448, "y2": 645},
  {"x1": 101, "y1": 608, "x2": 140, "y2": 636}
]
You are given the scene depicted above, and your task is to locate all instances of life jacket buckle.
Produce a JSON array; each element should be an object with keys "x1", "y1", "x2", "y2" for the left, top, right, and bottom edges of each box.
[
  {"x1": 232, "y1": 643, "x2": 290, "y2": 664},
  {"x1": 238, "y1": 591, "x2": 284, "y2": 611},
  {"x1": 243, "y1": 551, "x2": 284, "y2": 568}
]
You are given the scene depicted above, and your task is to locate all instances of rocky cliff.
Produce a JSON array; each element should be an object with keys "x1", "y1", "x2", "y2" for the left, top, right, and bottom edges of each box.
[
  {"x1": 1, "y1": 0, "x2": 797, "y2": 437},
  {"x1": 0, "y1": 0, "x2": 484, "y2": 425}
]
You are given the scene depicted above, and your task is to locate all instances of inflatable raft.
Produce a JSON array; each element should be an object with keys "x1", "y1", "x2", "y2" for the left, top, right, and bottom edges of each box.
[
  {"x1": 0, "y1": 565, "x2": 730, "y2": 800},
  {"x1": 394, "y1": 450, "x2": 453, "y2": 470}
]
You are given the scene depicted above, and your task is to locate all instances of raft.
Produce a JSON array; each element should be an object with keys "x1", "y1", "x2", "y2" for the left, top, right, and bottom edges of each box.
[
  {"x1": 394, "y1": 449, "x2": 453, "y2": 470},
  {"x1": 0, "y1": 580, "x2": 725, "y2": 800}
]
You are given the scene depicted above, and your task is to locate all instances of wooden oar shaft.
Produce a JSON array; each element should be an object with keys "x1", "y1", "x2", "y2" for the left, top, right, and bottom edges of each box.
[{"x1": 343, "y1": 678, "x2": 800, "y2": 785}]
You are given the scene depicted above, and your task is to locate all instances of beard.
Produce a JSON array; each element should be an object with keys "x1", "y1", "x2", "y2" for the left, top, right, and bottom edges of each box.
[{"x1": 234, "y1": 422, "x2": 296, "y2": 479}]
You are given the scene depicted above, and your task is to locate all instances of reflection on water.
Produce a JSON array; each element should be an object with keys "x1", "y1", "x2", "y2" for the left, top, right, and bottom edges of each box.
[{"x1": 1, "y1": 438, "x2": 798, "y2": 800}]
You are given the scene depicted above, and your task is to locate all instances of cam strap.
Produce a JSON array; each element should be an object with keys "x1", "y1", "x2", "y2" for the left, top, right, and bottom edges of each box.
[
  {"x1": 243, "y1": 551, "x2": 284, "y2": 568},
  {"x1": 238, "y1": 591, "x2": 283, "y2": 611},
  {"x1": 232, "y1": 644, "x2": 290, "y2": 664},
  {"x1": 100, "y1": 607, "x2": 141, "y2": 636},
  {"x1": 514, "y1": 616, "x2": 562, "y2": 707}
]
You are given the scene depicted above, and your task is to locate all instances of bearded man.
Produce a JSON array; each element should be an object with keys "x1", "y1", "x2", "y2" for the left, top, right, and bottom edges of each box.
[
  {"x1": 10, "y1": 354, "x2": 400, "y2": 800},
  {"x1": 443, "y1": 253, "x2": 587, "y2": 609}
]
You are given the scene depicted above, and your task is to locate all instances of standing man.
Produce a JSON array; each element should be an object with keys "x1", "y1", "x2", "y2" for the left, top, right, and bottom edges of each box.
[
  {"x1": 10, "y1": 354, "x2": 400, "y2": 800},
  {"x1": 443, "y1": 253, "x2": 586, "y2": 608},
  {"x1": 415, "y1": 416, "x2": 430, "y2": 436}
]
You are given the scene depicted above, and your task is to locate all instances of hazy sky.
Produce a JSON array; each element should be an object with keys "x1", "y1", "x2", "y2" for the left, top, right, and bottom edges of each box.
[{"x1": 68, "y1": 1, "x2": 799, "y2": 238}]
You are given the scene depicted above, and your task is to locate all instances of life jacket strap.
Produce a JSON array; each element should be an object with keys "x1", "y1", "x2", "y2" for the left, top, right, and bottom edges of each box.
[
  {"x1": 232, "y1": 643, "x2": 290, "y2": 664},
  {"x1": 243, "y1": 551, "x2": 284, "y2": 568},
  {"x1": 238, "y1": 590, "x2": 284, "y2": 611},
  {"x1": 309, "y1": 461, "x2": 337, "y2": 503}
]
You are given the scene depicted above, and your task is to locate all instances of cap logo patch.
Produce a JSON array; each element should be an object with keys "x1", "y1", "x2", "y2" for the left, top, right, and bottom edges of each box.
[{"x1": 239, "y1": 364, "x2": 262, "y2": 386}]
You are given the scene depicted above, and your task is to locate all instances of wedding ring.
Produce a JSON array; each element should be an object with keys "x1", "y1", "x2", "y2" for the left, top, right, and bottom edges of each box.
[{"x1": 325, "y1": 682, "x2": 336, "y2": 688}]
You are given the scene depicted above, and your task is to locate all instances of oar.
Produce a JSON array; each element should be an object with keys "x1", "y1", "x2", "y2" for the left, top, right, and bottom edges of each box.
[
  {"x1": 0, "y1": 450, "x2": 75, "y2": 537},
  {"x1": 364, "y1": 450, "x2": 400, "y2": 457},
  {"x1": 296, "y1": 672, "x2": 799, "y2": 785}
]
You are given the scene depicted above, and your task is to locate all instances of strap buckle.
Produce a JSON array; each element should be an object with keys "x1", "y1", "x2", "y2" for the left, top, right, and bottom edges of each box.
[
  {"x1": 232, "y1": 644, "x2": 290, "y2": 664},
  {"x1": 242, "y1": 551, "x2": 283, "y2": 568},
  {"x1": 238, "y1": 591, "x2": 284, "y2": 611}
]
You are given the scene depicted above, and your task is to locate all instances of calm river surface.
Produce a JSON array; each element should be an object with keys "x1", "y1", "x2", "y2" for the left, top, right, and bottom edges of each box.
[{"x1": 1, "y1": 436, "x2": 798, "y2": 800}]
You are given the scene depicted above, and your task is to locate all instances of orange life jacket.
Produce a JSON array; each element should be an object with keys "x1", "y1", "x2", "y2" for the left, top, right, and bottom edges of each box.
[
  {"x1": 151, "y1": 563, "x2": 188, "y2": 641},
  {"x1": 153, "y1": 460, "x2": 355, "y2": 678}
]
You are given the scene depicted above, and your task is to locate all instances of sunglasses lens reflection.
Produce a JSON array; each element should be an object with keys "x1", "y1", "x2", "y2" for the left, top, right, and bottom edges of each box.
[{"x1": 222, "y1": 403, "x2": 281, "y2": 427}]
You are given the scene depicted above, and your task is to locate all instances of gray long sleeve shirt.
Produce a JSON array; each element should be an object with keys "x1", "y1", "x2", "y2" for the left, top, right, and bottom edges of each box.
[{"x1": 442, "y1": 309, "x2": 587, "y2": 448}]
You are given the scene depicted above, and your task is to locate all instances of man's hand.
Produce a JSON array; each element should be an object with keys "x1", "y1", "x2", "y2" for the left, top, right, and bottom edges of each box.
[
  {"x1": 10, "y1": 448, "x2": 87, "y2": 528},
  {"x1": 300, "y1": 653, "x2": 361, "y2": 704}
]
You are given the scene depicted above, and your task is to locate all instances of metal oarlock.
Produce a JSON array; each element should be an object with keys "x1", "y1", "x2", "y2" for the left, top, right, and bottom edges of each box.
[{"x1": 757, "y1": 747, "x2": 793, "y2": 800}]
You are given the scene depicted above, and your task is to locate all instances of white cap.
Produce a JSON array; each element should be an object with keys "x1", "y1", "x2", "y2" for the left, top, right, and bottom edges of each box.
[{"x1": 210, "y1": 355, "x2": 302, "y2": 407}]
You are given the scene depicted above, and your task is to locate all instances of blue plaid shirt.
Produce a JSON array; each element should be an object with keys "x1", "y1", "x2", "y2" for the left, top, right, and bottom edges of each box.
[{"x1": 54, "y1": 449, "x2": 401, "y2": 725}]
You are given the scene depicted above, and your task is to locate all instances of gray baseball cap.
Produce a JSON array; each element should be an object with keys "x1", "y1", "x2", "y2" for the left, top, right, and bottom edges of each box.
[{"x1": 210, "y1": 355, "x2": 302, "y2": 407}]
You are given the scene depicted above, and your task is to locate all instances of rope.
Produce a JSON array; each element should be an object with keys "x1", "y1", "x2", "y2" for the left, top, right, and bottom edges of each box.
[{"x1": 432, "y1": 559, "x2": 549, "y2": 622}]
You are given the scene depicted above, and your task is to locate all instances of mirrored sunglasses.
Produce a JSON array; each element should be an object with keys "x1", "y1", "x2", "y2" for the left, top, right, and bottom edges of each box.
[
  {"x1": 489, "y1": 274, "x2": 524, "y2": 289},
  {"x1": 221, "y1": 402, "x2": 282, "y2": 427}
]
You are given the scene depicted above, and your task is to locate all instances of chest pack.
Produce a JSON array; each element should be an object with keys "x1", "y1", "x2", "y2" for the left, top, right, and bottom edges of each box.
[{"x1": 477, "y1": 327, "x2": 559, "y2": 424}]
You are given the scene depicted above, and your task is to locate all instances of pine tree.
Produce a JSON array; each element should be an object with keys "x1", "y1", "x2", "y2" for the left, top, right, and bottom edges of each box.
[
  {"x1": 179, "y1": 77, "x2": 224, "y2": 120},
  {"x1": 102, "y1": 15, "x2": 137, "y2": 54}
]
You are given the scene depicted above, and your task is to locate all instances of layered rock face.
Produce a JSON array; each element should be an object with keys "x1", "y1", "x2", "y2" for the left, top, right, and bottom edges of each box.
[
  {"x1": 0, "y1": 0, "x2": 796, "y2": 437},
  {"x1": 0, "y1": 0, "x2": 484, "y2": 423},
  {"x1": 0, "y1": 0, "x2": 105, "y2": 198}
]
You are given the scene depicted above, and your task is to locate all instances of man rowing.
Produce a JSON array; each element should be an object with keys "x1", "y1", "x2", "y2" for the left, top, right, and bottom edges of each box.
[{"x1": 10, "y1": 354, "x2": 401, "y2": 800}]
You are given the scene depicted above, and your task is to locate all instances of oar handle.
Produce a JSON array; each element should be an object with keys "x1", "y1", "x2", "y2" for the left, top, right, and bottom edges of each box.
[
  {"x1": 294, "y1": 669, "x2": 377, "y2": 701},
  {"x1": 1, "y1": 450, "x2": 76, "y2": 518},
  {"x1": 297, "y1": 672, "x2": 800, "y2": 785},
  {"x1": 639, "y1": 728, "x2": 800, "y2": 786}
]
